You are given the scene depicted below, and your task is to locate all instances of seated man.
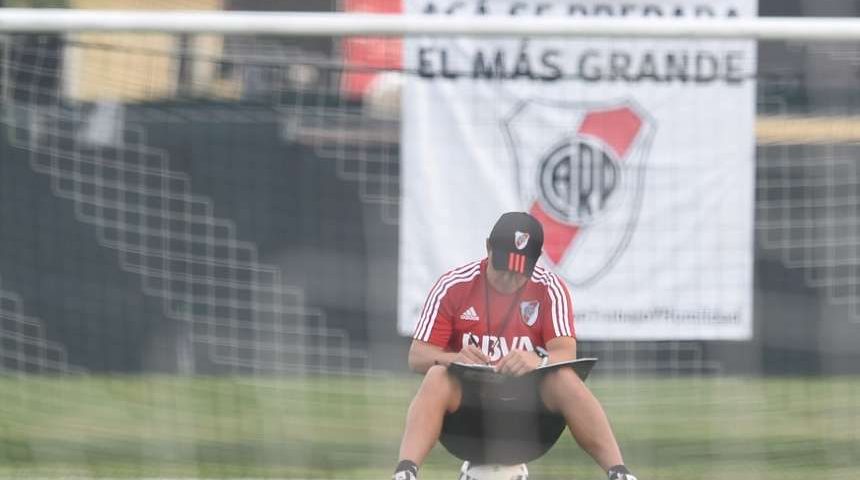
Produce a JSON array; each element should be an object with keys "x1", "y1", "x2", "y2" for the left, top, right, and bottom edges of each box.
[{"x1": 392, "y1": 212, "x2": 638, "y2": 480}]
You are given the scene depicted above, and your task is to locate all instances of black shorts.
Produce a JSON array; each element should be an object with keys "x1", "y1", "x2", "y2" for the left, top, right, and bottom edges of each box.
[{"x1": 439, "y1": 373, "x2": 567, "y2": 465}]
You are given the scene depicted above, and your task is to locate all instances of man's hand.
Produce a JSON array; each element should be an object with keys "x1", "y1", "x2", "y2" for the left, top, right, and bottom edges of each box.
[
  {"x1": 607, "y1": 465, "x2": 638, "y2": 480},
  {"x1": 494, "y1": 349, "x2": 541, "y2": 376},
  {"x1": 452, "y1": 344, "x2": 491, "y2": 365}
]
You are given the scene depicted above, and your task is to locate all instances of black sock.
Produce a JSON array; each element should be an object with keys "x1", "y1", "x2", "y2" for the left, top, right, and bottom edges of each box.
[{"x1": 394, "y1": 460, "x2": 419, "y2": 476}]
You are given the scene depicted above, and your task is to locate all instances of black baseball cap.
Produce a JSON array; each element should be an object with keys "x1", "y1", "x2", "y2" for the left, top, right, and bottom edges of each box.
[{"x1": 488, "y1": 211, "x2": 544, "y2": 276}]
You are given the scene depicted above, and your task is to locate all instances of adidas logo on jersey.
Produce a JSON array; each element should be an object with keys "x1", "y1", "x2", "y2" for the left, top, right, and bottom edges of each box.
[{"x1": 460, "y1": 306, "x2": 480, "y2": 321}]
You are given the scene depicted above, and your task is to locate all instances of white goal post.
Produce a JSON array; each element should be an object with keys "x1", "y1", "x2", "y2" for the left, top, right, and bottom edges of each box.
[{"x1": 0, "y1": 9, "x2": 859, "y2": 40}]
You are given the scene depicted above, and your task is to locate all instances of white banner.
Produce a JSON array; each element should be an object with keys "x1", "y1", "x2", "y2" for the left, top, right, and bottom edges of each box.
[{"x1": 398, "y1": 0, "x2": 757, "y2": 340}]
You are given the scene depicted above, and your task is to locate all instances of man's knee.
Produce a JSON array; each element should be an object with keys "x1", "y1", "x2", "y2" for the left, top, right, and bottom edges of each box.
[
  {"x1": 417, "y1": 365, "x2": 462, "y2": 412},
  {"x1": 539, "y1": 367, "x2": 588, "y2": 411}
]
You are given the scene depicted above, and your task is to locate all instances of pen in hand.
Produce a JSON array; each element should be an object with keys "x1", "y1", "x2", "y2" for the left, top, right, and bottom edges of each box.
[{"x1": 465, "y1": 333, "x2": 492, "y2": 366}]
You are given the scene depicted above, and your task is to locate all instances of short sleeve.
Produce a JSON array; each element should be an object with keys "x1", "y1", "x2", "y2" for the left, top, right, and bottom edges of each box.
[
  {"x1": 412, "y1": 261, "x2": 482, "y2": 350},
  {"x1": 540, "y1": 271, "x2": 575, "y2": 342},
  {"x1": 412, "y1": 275, "x2": 455, "y2": 349}
]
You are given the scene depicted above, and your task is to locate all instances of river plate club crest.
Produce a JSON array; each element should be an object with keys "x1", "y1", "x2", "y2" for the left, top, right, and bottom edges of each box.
[{"x1": 502, "y1": 100, "x2": 655, "y2": 287}]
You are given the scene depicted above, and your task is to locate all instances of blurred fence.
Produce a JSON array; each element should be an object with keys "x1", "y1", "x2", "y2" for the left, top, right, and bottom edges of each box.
[{"x1": 0, "y1": 31, "x2": 859, "y2": 378}]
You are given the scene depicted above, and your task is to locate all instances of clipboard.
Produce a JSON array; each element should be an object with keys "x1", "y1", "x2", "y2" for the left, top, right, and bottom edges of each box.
[{"x1": 447, "y1": 357, "x2": 598, "y2": 384}]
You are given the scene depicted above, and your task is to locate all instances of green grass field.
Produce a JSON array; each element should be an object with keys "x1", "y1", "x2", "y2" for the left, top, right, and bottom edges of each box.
[{"x1": 1, "y1": 374, "x2": 858, "y2": 479}]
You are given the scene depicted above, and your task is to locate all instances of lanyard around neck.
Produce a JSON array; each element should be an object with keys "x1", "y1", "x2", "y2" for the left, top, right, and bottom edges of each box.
[{"x1": 483, "y1": 270, "x2": 525, "y2": 356}]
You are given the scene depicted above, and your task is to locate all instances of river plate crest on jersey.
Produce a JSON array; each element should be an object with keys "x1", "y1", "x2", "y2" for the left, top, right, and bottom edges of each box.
[{"x1": 502, "y1": 100, "x2": 655, "y2": 287}]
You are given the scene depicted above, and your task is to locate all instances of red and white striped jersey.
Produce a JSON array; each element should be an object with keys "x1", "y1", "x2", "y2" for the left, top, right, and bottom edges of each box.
[{"x1": 412, "y1": 259, "x2": 575, "y2": 362}]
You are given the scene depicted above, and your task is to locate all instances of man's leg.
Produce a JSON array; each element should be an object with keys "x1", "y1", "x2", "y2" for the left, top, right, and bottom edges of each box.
[
  {"x1": 539, "y1": 367, "x2": 624, "y2": 471},
  {"x1": 398, "y1": 365, "x2": 463, "y2": 468}
]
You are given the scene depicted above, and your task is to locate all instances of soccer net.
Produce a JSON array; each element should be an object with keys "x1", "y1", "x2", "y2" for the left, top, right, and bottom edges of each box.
[{"x1": 1, "y1": 6, "x2": 859, "y2": 480}]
